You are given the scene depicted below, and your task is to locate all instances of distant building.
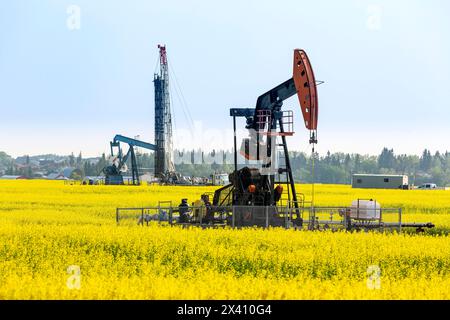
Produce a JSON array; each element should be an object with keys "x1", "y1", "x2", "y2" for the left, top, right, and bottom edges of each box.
[
  {"x1": 14, "y1": 156, "x2": 28, "y2": 165},
  {"x1": 0, "y1": 175, "x2": 27, "y2": 180},
  {"x1": 46, "y1": 173, "x2": 67, "y2": 180},
  {"x1": 62, "y1": 168, "x2": 74, "y2": 178},
  {"x1": 33, "y1": 172, "x2": 46, "y2": 178},
  {"x1": 39, "y1": 159, "x2": 55, "y2": 166},
  {"x1": 211, "y1": 173, "x2": 230, "y2": 186},
  {"x1": 85, "y1": 158, "x2": 100, "y2": 165},
  {"x1": 61, "y1": 167, "x2": 83, "y2": 178},
  {"x1": 139, "y1": 173, "x2": 155, "y2": 183},
  {"x1": 352, "y1": 174, "x2": 409, "y2": 189}
]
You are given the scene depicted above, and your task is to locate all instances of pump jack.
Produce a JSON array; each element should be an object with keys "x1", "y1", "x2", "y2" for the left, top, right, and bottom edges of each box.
[
  {"x1": 213, "y1": 49, "x2": 318, "y2": 225},
  {"x1": 103, "y1": 135, "x2": 157, "y2": 185}
]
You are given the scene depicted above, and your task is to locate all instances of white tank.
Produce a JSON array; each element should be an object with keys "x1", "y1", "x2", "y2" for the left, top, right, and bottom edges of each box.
[{"x1": 349, "y1": 200, "x2": 381, "y2": 220}]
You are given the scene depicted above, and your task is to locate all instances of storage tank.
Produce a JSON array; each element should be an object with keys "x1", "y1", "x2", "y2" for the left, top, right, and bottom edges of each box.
[{"x1": 349, "y1": 200, "x2": 381, "y2": 220}]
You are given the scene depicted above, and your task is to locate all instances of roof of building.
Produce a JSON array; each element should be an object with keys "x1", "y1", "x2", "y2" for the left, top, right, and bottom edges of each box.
[
  {"x1": 62, "y1": 167, "x2": 75, "y2": 178},
  {"x1": 47, "y1": 173, "x2": 66, "y2": 180}
]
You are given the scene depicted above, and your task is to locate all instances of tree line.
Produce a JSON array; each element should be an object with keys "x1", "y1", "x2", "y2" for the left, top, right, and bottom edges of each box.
[
  {"x1": 1, "y1": 148, "x2": 449, "y2": 186},
  {"x1": 168, "y1": 148, "x2": 450, "y2": 186},
  {"x1": 289, "y1": 148, "x2": 450, "y2": 186}
]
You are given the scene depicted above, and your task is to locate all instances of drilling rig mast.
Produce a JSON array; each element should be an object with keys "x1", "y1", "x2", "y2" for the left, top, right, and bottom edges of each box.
[{"x1": 154, "y1": 45, "x2": 175, "y2": 178}]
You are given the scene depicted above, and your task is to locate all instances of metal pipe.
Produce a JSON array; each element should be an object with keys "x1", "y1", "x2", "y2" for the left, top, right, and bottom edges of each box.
[
  {"x1": 233, "y1": 115, "x2": 237, "y2": 206},
  {"x1": 233, "y1": 116, "x2": 237, "y2": 175}
]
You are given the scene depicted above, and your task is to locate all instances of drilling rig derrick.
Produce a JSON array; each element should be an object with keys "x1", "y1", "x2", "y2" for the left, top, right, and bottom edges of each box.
[{"x1": 154, "y1": 45, "x2": 176, "y2": 181}]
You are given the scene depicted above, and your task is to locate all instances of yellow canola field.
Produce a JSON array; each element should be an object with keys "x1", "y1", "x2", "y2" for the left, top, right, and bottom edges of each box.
[{"x1": 0, "y1": 180, "x2": 449, "y2": 299}]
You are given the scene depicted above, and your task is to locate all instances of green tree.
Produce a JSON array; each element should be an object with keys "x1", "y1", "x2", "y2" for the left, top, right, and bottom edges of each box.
[
  {"x1": 26, "y1": 166, "x2": 32, "y2": 178},
  {"x1": 95, "y1": 153, "x2": 108, "y2": 175},
  {"x1": 378, "y1": 148, "x2": 396, "y2": 169},
  {"x1": 69, "y1": 153, "x2": 75, "y2": 167},
  {"x1": 77, "y1": 152, "x2": 82, "y2": 166},
  {"x1": 354, "y1": 154, "x2": 361, "y2": 173},
  {"x1": 420, "y1": 149, "x2": 432, "y2": 171}
]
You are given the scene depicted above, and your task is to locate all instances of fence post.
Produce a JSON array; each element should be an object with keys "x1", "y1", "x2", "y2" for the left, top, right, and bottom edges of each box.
[
  {"x1": 379, "y1": 207, "x2": 383, "y2": 228},
  {"x1": 116, "y1": 208, "x2": 119, "y2": 225},
  {"x1": 342, "y1": 208, "x2": 348, "y2": 230},
  {"x1": 265, "y1": 206, "x2": 269, "y2": 228},
  {"x1": 399, "y1": 208, "x2": 402, "y2": 234},
  {"x1": 141, "y1": 208, "x2": 144, "y2": 227},
  {"x1": 285, "y1": 203, "x2": 289, "y2": 229},
  {"x1": 232, "y1": 206, "x2": 235, "y2": 228}
]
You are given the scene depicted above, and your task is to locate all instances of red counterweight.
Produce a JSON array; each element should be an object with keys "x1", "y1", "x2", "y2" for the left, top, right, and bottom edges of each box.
[{"x1": 293, "y1": 49, "x2": 318, "y2": 132}]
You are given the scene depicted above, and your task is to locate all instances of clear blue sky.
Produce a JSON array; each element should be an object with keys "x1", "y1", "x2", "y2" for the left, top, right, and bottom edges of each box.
[{"x1": 1, "y1": 0, "x2": 449, "y2": 157}]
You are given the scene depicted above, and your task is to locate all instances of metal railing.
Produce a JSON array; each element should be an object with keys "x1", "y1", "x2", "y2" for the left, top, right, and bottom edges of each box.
[
  {"x1": 114, "y1": 203, "x2": 437, "y2": 233},
  {"x1": 116, "y1": 206, "x2": 174, "y2": 226},
  {"x1": 116, "y1": 204, "x2": 292, "y2": 228},
  {"x1": 290, "y1": 206, "x2": 403, "y2": 232},
  {"x1": 231, "y1": 205, "x2": 290, "y2": 228}
]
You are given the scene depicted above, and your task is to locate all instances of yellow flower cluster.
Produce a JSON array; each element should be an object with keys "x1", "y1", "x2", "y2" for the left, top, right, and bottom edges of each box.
[{"x1": 0, "y1": 180, "x2": 449, "y2": 299}]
